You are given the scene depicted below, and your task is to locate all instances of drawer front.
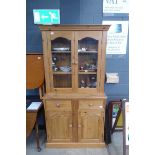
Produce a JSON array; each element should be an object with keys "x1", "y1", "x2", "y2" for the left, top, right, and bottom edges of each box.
[
  {"x1": 45, "y1": 100, "x2": 71, "y2": 111},
  {"x1": 79, "y1": 100, "x2": 104, "y2": 110}
]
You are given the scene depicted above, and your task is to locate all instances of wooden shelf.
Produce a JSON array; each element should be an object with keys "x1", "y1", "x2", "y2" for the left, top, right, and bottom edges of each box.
[
  {"x1": 52, "y1": 51, "x2": 71, "y2": 54},
  {"x1": 79, "y1": 71, "x2": 97, "y2": 74},
  {"x1": 78, "y1": 51, "x2": 97, "y2": 54},
  {"x1": 53, "y1": 71, "x2": 72, "y2": 75}
]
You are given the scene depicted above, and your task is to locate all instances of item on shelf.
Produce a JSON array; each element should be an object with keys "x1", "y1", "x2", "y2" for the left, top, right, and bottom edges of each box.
[
  {"x1": 90, "y1": 64, "x2": 97, "y2": 71},
  {"x1": 85, "y1": 63, "x2": 89, "y2": 69},
  {"x1": 90, "y1": 76, "x2": 96, "y2": 88},
  {"x1": 53, "y1": 47, "x2": 70, "y2": 51},
  {"x1": 78, "y1": 47, "x2": 87, "y2": 52},
  {"x1": 52, "y1": 62, "x2": 59, "y2": 71},
  {"x1": 80, "y1": 64, "x2": 97, "y2": 72},
  {"x1": 53, "y1": 57, "x2": 57, "y2": 61},
  {"x1": 80, "y1": 80, "x2": 86, "y2": 88},
  {"x1": 80, "y1": 66, "x2": 84, "y2": 70},
  {"x1": 53, "y1": 67, "x2": 59, "y2": 72},
  {"x1": 90, "y1": 81, "x2": 97, "y2": 88},
  {"x1": 59, "y1": 66, "x2": 71, "y2": 72},
  {"x1": 91, "y1": 76, "x2": 96, "y2": 80},
  {"x1": 52, "y1": 56, "x2": 58, "y2": 63}
]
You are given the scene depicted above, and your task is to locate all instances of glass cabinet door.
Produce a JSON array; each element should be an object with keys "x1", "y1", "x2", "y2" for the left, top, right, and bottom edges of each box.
[
  {"x1": 78, "y1": 37, "x2": 98, "y2": 88},
  {"x1": 50, "y1": 32, "x2": 73, "y2": 88},
  {"x1": 75, "y1": 31, "x2": 102, "y2": 90}
]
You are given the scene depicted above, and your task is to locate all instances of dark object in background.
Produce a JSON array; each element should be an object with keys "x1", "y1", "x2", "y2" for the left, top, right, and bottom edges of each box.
[
  {"x1": 104, "y1": 100, "x2": 122, "y2": 144},
  {"x1": 104, "y1": 102, "x2": 112, "y2": 144}
]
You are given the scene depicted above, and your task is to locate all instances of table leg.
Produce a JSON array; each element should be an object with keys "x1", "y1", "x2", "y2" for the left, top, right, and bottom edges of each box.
[{"x1": 35, "y1": 121, "x2": 41, "y2": 152}]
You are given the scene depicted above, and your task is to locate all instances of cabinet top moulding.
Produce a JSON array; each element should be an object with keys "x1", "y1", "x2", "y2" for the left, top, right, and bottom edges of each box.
[{"x1": 39, "y1": 24, "x2": 110, "y2": 31}]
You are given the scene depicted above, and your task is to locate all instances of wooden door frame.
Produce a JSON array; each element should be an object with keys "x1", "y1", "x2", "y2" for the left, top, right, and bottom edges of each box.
[{"x1": 78, "y1": 109, "x2": 104, "y2": 142}]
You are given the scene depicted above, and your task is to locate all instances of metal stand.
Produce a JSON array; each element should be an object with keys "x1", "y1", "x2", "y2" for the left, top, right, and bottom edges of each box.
[{"x1": 111, "y1": 102, "x2": 122, "y2": 134}]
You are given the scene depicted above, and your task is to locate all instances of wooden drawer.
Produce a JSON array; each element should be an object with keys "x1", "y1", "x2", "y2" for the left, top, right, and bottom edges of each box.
[
  {"x1": 45, "y1": 100, "x2": 71, "y2": 110},
  {"x1": 79, "y1": 100, "x2": 104, "y2": 110}
]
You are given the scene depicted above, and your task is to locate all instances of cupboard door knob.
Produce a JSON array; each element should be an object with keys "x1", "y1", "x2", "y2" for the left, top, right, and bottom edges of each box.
[
  {"x1": 69, "y1": 124, "x2": 72, "y2": 128},
  {"x1": 37, "y1": 56, "x2": 41, "y2": 60},
  {"x1": 56, "y1": 103, "x2": 60, "y2": 107},
  {"x1": 51, "y1": 32, "x2": 54, "y2": 35},
  {"x1": 89, "y1": 103, "x2": 93, "y2": 107},
  {"x1": 78, "y1": 124, "x2": 81, "y2": 128}
]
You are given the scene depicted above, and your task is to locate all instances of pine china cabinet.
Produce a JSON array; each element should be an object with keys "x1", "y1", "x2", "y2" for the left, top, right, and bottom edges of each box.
[{"x1": 39, "y1": 25, "x2": 110, "y2": 148}]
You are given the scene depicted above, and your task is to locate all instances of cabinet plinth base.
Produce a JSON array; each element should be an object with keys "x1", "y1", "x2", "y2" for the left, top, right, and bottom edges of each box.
[{"x1": 46, "y1": 142, "x2": 106, "y2": 148}]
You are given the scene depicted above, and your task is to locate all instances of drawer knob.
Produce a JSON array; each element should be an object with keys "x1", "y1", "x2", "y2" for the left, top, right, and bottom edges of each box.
[
  {"x1": 56, "y1": 103, "x2": 60, "y2": 107},
  {"x1": 89, "y1": 103, "x2": 93, "y2": 107},
  {"x1": 51, "y1": 32, "x2": 54, "y2": 35},
  {"x1": 69, "y1": 124, "x2": 72, "y2": 128},
  {"x1": 78, "y1": 124, "x2": 81, "y2": 128}
]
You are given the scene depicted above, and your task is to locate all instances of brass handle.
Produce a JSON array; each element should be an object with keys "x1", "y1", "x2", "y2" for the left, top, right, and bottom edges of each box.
[
  {"x1": 51, "y1": 32, "x2": 54, "y2": 35},
  {"x1": 78, "y1": 124, "x2": 81, "y2": 128},
  {"x1": 37, "y1": 56, "x2": 41, "y2": 60},
  {"x1": 56, "y1": 103, "x2": 60, "y2": 107}
]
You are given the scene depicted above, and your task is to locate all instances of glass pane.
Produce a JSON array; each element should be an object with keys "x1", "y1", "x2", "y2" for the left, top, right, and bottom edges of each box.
[
  {"x1": 78, "y1": 53, "x2": 97, "y2": 72},
  {"x1": 78, "y1": 37, "x2": 98, "y2": 88},
  {"x1": 78, "y1": 37, "x2": 98, "y2": 52},
  {"x1": 79, "y1": 74, "x2": 97, "y2": 88},
  {"x1": 51, "y1": 37, "x2": 72, "y2": 88},
  {"x1": 53, "y1": 74, "x2": 72, "y2": 88}
]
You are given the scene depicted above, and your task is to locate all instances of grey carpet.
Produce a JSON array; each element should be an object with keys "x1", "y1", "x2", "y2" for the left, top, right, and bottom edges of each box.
[{"x1": 26, "y1": 130, "x2": 123, "y2": 155}]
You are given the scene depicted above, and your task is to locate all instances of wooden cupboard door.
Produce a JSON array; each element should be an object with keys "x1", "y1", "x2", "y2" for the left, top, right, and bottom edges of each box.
[
  {"x1": 46, "y1": 111, "x2": 73, "y2": 142},
  {"x1": 78, "y1": 110, "x2": 104, "y2": 143}
]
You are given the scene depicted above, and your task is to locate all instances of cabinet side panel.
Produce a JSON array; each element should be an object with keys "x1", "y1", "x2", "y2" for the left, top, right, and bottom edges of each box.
[
  {"x1": 97, "y1": 35, "x2": 102, "y2": 93},
  {"x1": 100, "y1": 31, "x2": 108, "y2": 94},
  {"x1": 47, "y1": 32, "x2": 54, "y2": 91},
  {"x1": 42, "y1": 31, "x2": 51, "y2": 92}
]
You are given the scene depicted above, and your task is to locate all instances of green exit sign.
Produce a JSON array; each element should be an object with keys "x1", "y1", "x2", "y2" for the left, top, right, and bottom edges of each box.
[{"x1": 33, "y1": 9, "x2": 60, "y2": 25}]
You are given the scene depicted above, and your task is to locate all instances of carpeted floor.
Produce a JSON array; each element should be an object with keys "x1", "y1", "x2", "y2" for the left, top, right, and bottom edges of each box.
[{"x1": 26, "y1": 130, "x2": 123, "y2": 155}]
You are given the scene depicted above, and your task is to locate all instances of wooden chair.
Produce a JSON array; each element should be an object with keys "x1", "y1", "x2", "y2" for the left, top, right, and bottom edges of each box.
[{"x1": 26, "y1": 53, "x2": 45, "y2": 151}]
